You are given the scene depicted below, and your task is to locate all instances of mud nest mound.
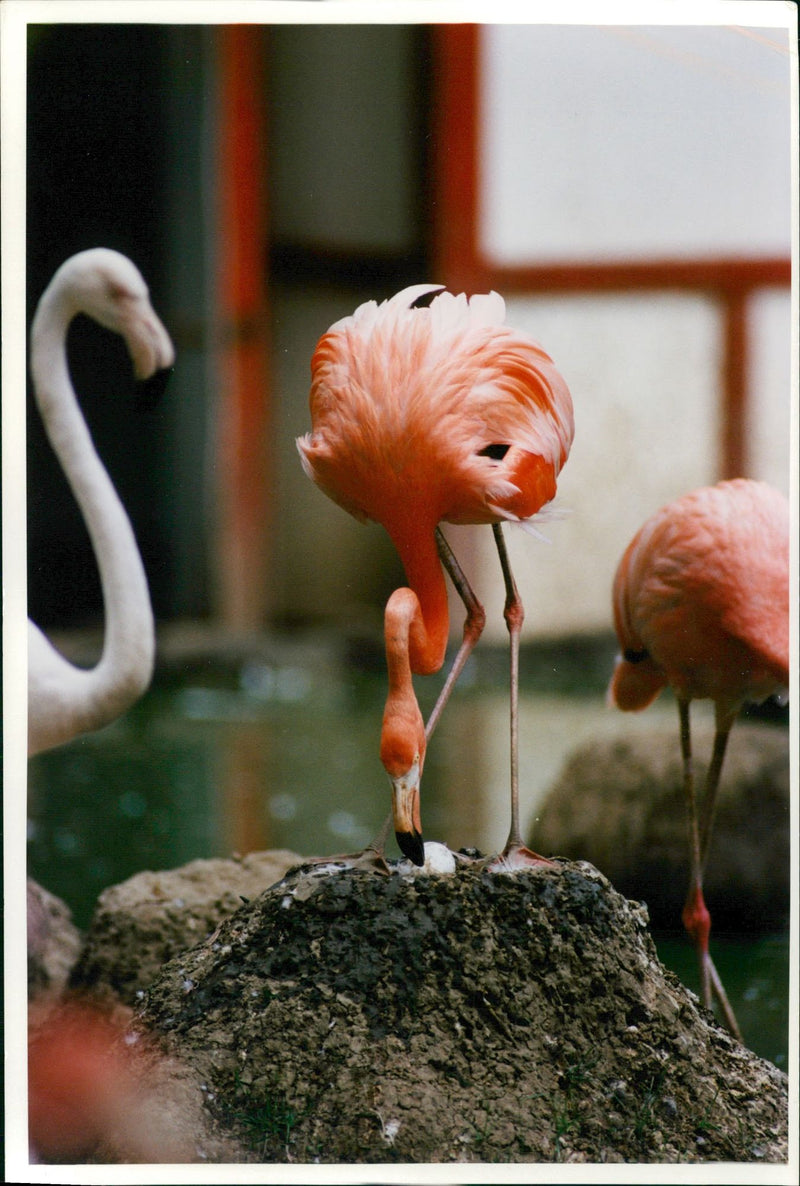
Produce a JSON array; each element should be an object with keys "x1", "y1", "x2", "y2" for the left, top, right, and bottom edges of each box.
[{"x1": 136, "y1": 856, "x2": 787, "y2": 1164}]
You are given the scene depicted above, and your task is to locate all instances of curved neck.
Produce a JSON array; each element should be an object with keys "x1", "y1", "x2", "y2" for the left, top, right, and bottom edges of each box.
[
  {"x1": 386, "y1": 520, "x2": 449, "y2": 676},
  {"x1": 30, "y1": 287, "x2": 154, "y2": 718},
  {"x1": 381, "y1": 587, "x2": 427, "y2": 778},
  {"x1": 384, "y1": 588, "x2": 418, "y2": 695}
]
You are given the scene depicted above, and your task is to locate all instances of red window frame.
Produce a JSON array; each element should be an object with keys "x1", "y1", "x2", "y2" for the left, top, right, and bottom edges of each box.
[{"x1": 430, "y1": 24, "x2": 791, "y2": 481}]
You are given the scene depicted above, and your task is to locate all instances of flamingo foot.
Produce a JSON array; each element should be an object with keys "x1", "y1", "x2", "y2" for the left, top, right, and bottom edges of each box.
[
  {"x1": 296, "y1": 848, "x2": 392, "y2": 876},
  {"x1": 485, "y1": 843, "x2": 556, "y2": 873},
  {"x1": 290, "y1": 814, "x2": 394, "y2": 878}
]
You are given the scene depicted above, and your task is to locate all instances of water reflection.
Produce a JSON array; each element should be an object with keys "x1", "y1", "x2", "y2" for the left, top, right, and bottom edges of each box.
[{"x1": 26, "y1": 646, "x2": 789, "y2": 1066}]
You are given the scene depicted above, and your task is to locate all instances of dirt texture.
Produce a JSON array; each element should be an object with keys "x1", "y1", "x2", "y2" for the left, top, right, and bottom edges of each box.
[
  {"x1": 533, "y1": 723, "x2": 789, "y2": 931},
  {"x1": 132, "y1": 855, "x2": 787, "y2": 1165},
  {"x1": 68, "y1": 850, "x2": 301, "y2": 1005}
]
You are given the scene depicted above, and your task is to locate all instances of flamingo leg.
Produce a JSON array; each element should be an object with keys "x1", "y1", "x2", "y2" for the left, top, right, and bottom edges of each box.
[
  {"x1": 698, "y1": 717, "x2": 732, "y2": 871},
  {"x1": 423, "y1": 527, "x2": 487, "y2": 741},
  {"x1": 678, "y1": 699, "x2": 741, "y2": 1039},
  {"x1": 489, "y1": 523, "x2": 553, "y2": 870}
]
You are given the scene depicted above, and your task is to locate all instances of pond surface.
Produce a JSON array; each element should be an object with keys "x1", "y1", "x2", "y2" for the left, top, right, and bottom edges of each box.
[{"x1": 27, "y1": 634, "x2": 789, "y2": 1070}]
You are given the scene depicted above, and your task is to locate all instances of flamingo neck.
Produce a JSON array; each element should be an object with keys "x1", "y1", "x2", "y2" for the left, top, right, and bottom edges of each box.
[
  {"x1": 29, "y1": 284, "x2": 154, "y2": 736},
  {"x1": 386, "y1": 520, "x2": 449, "y2": 676},
  {"x1": 381, "y1": 587, "x2": 427, "y2": 777},
  {"x1": 384, "y1": 589, "x2": 418, "y2": 695}
]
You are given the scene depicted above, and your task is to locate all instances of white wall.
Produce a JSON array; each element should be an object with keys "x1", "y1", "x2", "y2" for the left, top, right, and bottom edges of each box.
[
  {"x1": 460, "y1": 23, "x2": 793, "y2": 642},
  {"x1": 445, "y1": 291, "x2": 725, "y2": 638},
  {"x1": 481, "y1": 24, "x2": 792, "y2": 262}
]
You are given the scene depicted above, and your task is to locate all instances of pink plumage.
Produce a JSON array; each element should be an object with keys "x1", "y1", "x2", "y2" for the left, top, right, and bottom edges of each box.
[
  {"x1": 298, "y1": 284, "x2": 574, "y2": 536},
  {"x1": 608, "y1": 477, "x2": 789, "y2": 1039},
  {"x1": 609, "y1": 479, "x2": 789, "y2": 716},
  {"x1": 298, "y1": 284, "x2": 574, "y2": 867}
]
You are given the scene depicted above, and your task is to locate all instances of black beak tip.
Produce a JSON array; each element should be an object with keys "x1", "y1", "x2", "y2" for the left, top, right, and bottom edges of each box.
[
  {"x1": 135, "y1": 364, "x2": 174, "y2": 409},
  {"x1": 397, "y1": 829, "x2": 425, "y2": 867}
]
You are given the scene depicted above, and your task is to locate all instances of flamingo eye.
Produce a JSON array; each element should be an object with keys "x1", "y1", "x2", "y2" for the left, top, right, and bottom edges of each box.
[{"x1": 478, "y1": 443, "x2": 510, "y2": 461}]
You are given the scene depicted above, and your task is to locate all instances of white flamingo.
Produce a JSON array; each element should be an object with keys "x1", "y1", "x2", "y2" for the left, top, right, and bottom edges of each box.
[{"x1": 28, "y1": 249, "x2": 174, "y2": 757}]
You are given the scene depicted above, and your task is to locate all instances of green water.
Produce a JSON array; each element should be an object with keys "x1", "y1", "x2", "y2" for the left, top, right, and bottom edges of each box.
[
  {"x1": 650, "y1": 933, "x2": 790, "y2": 1071},
  {"x1": 26, "y1": 644, "x2": 790, "y2": 1069}
]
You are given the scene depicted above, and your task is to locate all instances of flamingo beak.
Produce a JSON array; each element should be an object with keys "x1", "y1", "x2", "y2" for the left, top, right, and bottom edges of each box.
[
  {"x1": 391, "y1": 758, "x2": 424, "y2": 866},
  {"x1": 125, "y1": 301, "x2": 176, "y2": 382}
]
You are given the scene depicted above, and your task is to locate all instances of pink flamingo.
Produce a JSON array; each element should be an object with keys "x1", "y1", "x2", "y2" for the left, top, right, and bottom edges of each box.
[
  {"x1": 608, "y1": 478, "x2": 790, "y2": 1037},
  {"x1": 298, "y1": 284, "x2": 573, "y2": 867}
]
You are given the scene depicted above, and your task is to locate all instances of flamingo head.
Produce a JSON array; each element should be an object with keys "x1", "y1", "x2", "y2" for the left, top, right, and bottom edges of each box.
[
  {"x1": 388, "y1": 755, "x2": 424, "y2": 867},
  {"x1": 57, "y1": 248, "x2": 175, "y2": 380},
  {"x1": 381, "y1": 723, "x2": 425, "y2": 866}
]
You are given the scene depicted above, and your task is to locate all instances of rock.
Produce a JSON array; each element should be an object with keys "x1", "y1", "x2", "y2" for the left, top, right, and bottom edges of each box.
[
  {"x1": 132, "y1": 857, "x2": 787, "y2": 1164},
  {"x1": 69, "y1": 850, "x2": 302, "y2": 1005},
  {"x1": 531, "y1": 723, "x2": 789, "y2": 931},
  {"x1": 28, "y1": 879, "x2": 83, "y2": 1000}
]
